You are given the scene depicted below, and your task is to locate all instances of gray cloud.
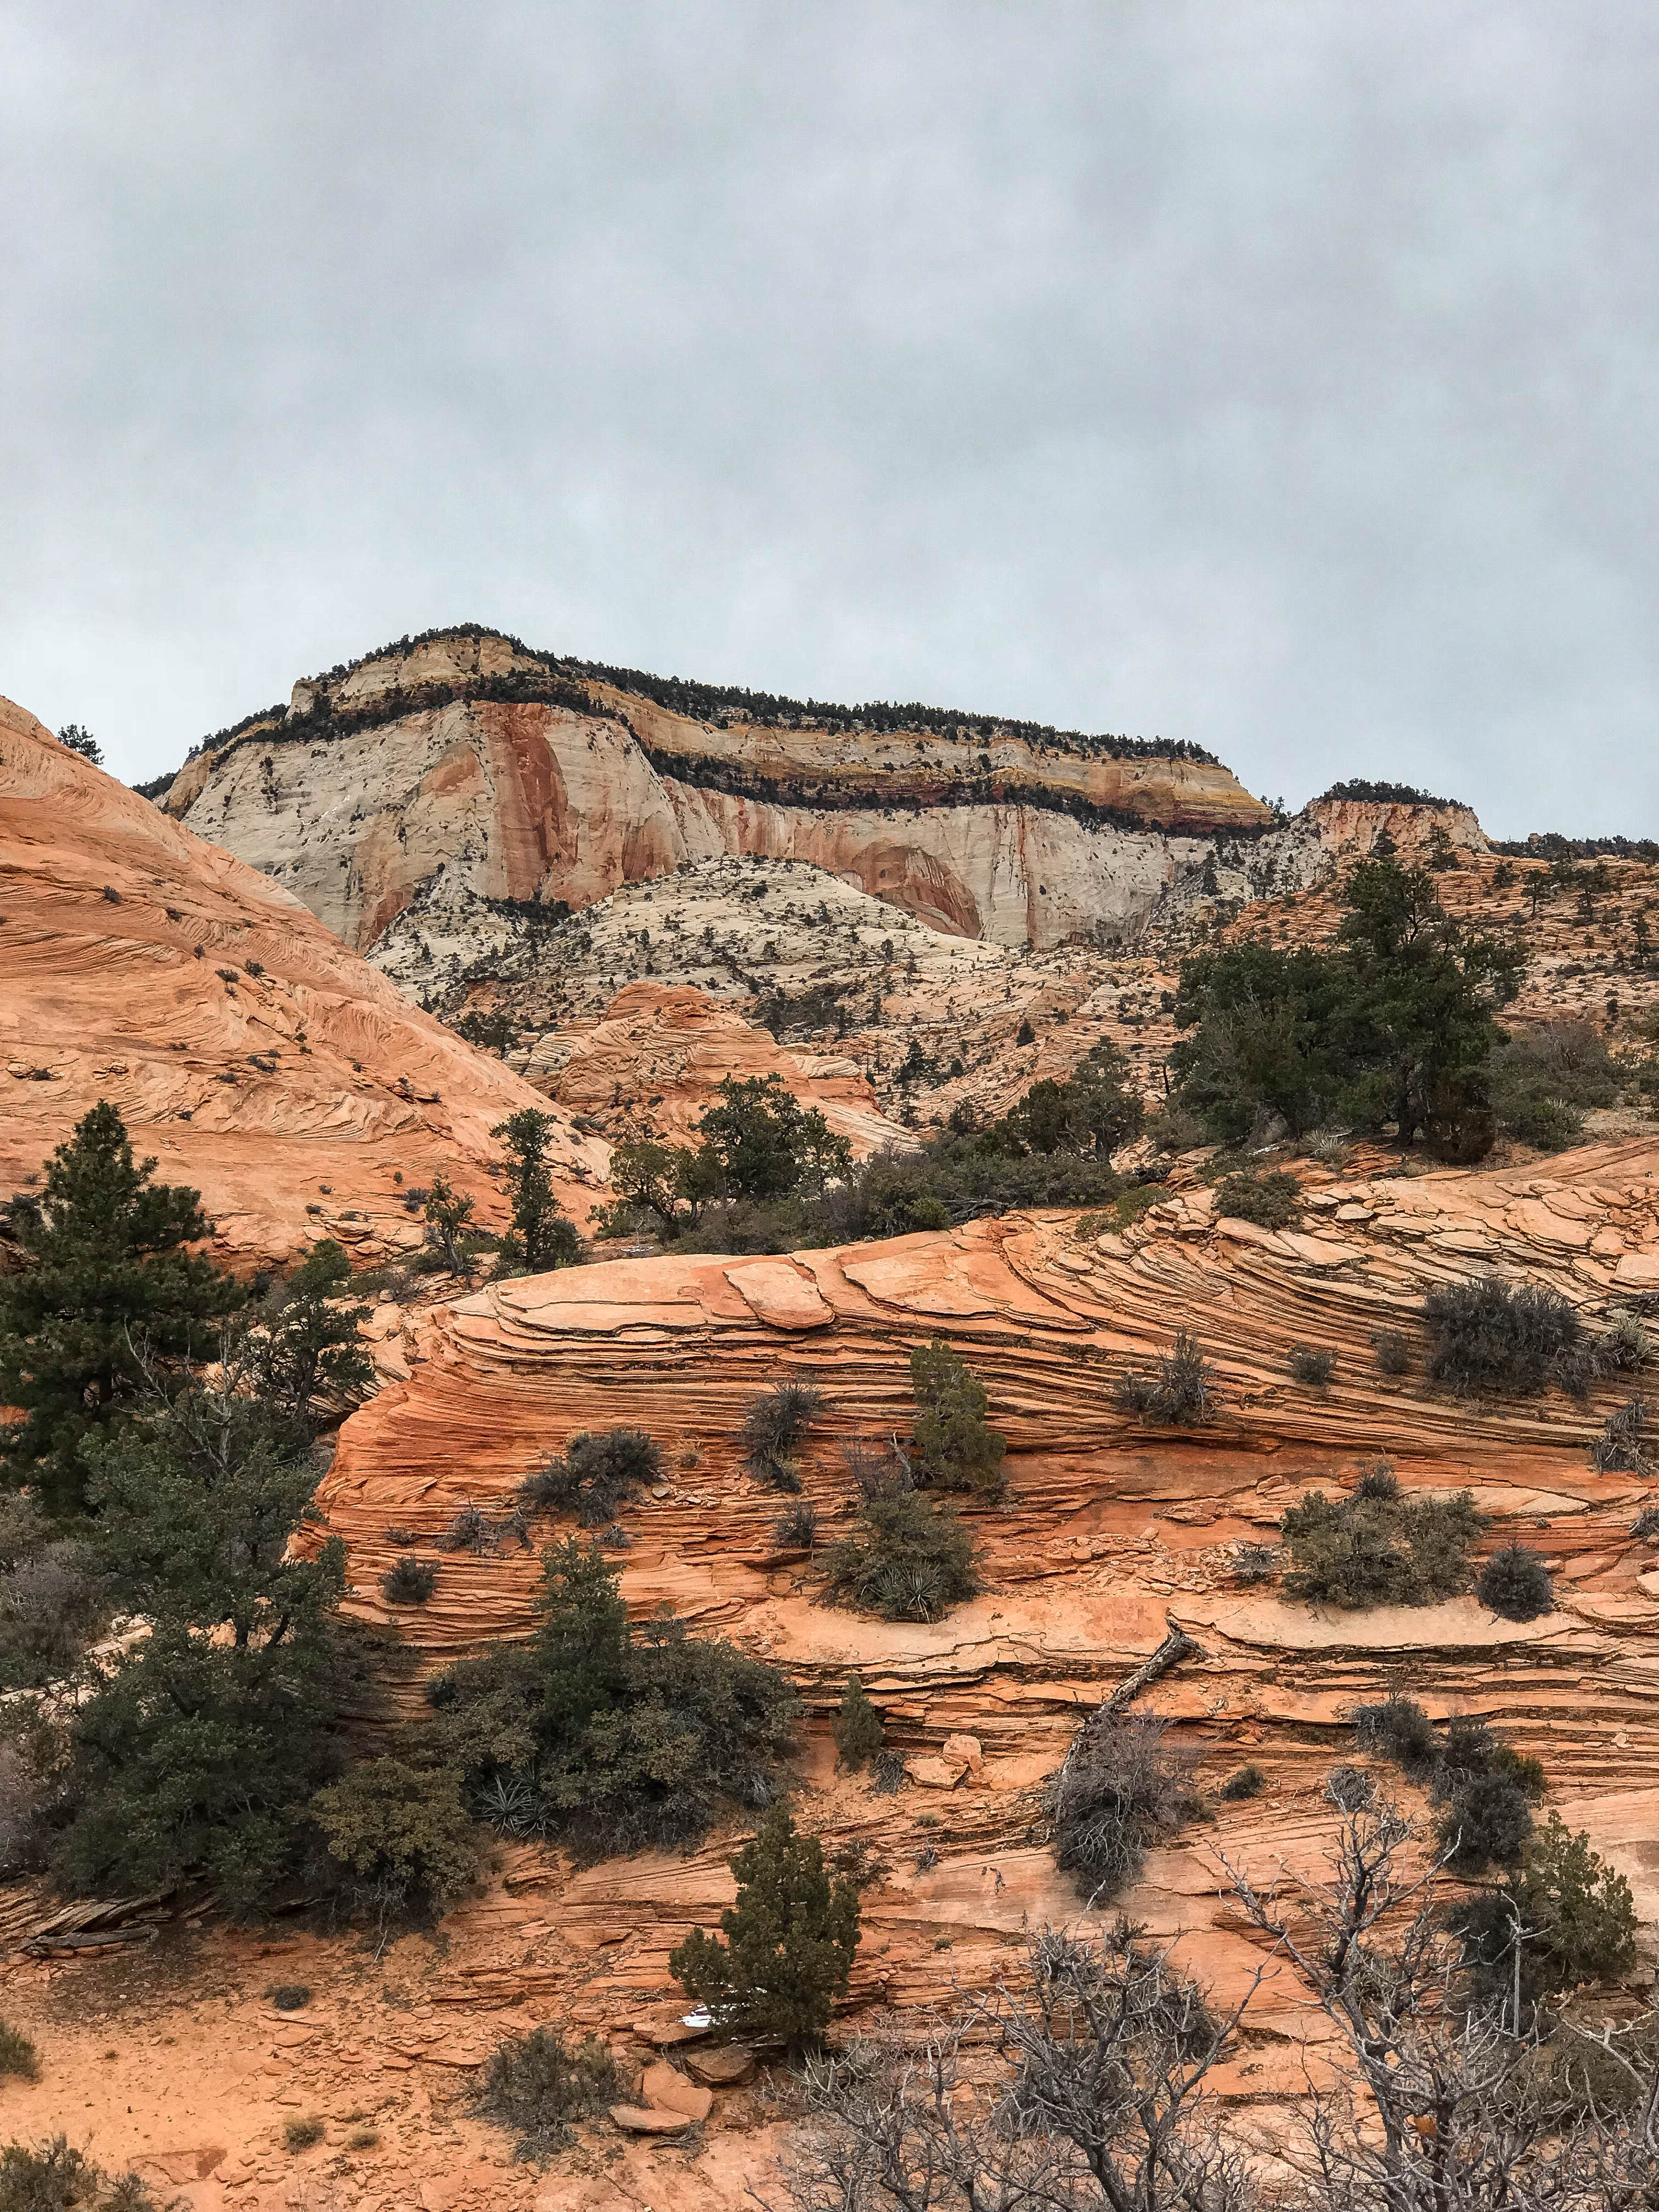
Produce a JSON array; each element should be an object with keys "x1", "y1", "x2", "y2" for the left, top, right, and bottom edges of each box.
[{"x1": 3, "y1": 0, "x2": 1656, "y2": 836}]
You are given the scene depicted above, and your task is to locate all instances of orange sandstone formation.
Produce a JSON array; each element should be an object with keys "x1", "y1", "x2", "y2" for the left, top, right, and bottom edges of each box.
[{"x1": 0, "y1": 695, "x2": 605, "y2": 1269}]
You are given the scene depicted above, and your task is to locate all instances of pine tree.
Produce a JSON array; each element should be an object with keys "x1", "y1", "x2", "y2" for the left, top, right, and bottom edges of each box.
[
  {"x1": 0, "y1": 1102, "x2": 242, "y2": 1514},
  {"x1": 255, "y1": 1239, "x2": 373, "y2": 1429},
  {"x1": 48, "y1": 1351, "x2": 348, "y2": 1912},
  {"x1": 669, "y1": 1802, "x2": 860, "y2": 2047},
  {"x1": 833, "y1": 1675, "x2": 884, "y2": 1769},
  {"x1": 422, "y1": 1173, "x2": 476, "y2": 1272},
  {"x1": 492, "y1": 1109, "x2": 580, "y2": 1273},
  {"x1": 910, "y1": 1338, "x2": 1007, "y2": 1499}
]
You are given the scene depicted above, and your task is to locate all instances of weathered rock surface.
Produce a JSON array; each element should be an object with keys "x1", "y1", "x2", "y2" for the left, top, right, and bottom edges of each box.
[
  {"x1": 161, "y1": 627, "x2": 1272, "y2": 952},
  {"x1": 0, "y1": 696, "x2": 604, "y2": 1267}
]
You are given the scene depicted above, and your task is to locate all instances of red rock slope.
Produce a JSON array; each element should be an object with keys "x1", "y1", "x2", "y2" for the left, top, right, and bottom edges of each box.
[
  {"x1": 0, "y1": 696, "x2": 605, "y2": 1269},
  {"x1": 313, "y1": 1135, "x2": 1659, "y2": 2039}
]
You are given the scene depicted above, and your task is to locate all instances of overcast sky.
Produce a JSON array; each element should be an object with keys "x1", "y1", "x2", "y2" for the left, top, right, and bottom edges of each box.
[{"x1": 3, "y1": 2, "x2": 1656, "y2": 834}]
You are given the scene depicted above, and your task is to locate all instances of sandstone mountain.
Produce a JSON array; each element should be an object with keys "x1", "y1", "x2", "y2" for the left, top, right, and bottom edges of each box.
[
  {"x1": 0, "y1": 693, "x2": 603, "y2": 1268},
  {"x1": 159, "y1": 624, "x2": 1273, "y2": 953}
]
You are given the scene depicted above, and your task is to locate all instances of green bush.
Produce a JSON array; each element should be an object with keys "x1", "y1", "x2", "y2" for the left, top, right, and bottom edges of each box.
[
  {"x1": 1218, "y1": 1765, "x2": 1264, "y2": 1802},
  {"x1": 1423, "y1": 1278, "x2": 1584, "y2": 1399},
  {"x1": 740, "y1": 1382, "x2": 823, "y2": 1490},
  {"x1": 1288, "y1": 1345, "x2": 1335, "y2": 1387},
  {"x1": 428, "y1": 1540, "x2": 798, "y2": 1863},
  {"x1": 1215, "y1": 1171, "x2": 1304, "y2": 1229},
  {"x1": 1352, "y1": 1695, "x2": 1438, "y2": 1776},
  {"x1": 1048, "y1": 1711, "x2": 1195, "y2": 1900},
  {"x1": 1280, "y1": 1477, "x2": 1484, "y2": 1609},
  {"x1": 311, "y1": 1759, "x2": 482, "y2": 1925},
  {"x1": 1476, "y1": 1543, "x2": 1554, "y2": 1621},
  {"x1": 1114, "y1": 1333, "x2": 1218, "y2": 1426},
  {"x1": 380, "y1": 1556, "x2": 437, "y2": 1605},
  {"x1": 1370, "y1": 1327, "x2": 1412, "y2": 1375},
  {"x1": 820, "y1": 1491, "x2": 980, "y2": 1622},
  {"x1": 0, "y1": 2019, "x2": 37, "y2": 2080},
  {"x1": 670, "y1": 1802, "x2": 860, "y2": 2050},
  {"x1": 265, "y1": 1983, "x2": 311, "y2": 2011},
  {"x1": 474, "y1": 2027, "x2": 621, "y2": 2157},
  {"x1": 909, "y1": 1339, "x2": 1007, "y2": 1499},
  {"x1": 833, "y1": 1675, "x2": 885, "y2": 1769},
  {"x1": 772, "y1": 1500, "x2": 818, "y2": 1551},
  {"x1": 1492, "y1": 1022, "x2": 1617, "y2": 1153},
  {"x1": 521, "y1": 1428, "x2": 662, "y2": 1524},
  {"x1": 1451, "y1": 1814, "x2": 1638, "y2": 2010}
]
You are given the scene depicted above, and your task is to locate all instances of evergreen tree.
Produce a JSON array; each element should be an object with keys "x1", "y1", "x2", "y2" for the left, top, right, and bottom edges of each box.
[
  {"x1": 46, "y1": 1356, "x2": 348, "y2": 1912},
  {"x1": 693, "y1": 1074, "x2": 851, "y2": 1202},
  {"x1": 421, "y1": 1173, "x2": 476, "y2": 1272},
  {"x1": 492, "y1": 1109, "x2": 580, "y2": 1273},
  {"x1": 669, "y1": 1802, "x2": 860, "y2": 2048},
  {"x1": 254, "y1": 1239, "x2": 373, "y2": 1429},
  {"x1": 910, "y1": 1338, "x2": 1007, "y2": 1498},
  {"x1": 833, "y1": 1675, "x2": 884, "y2": 1769},
  {"x1": 0, "y1": 1102, "x2": 242, "y2": 1514}
]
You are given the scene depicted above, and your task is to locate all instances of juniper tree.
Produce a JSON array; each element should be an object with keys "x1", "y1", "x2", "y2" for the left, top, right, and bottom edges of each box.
[
  {"x1": 0, "y1": 1102, "x2": 242, "y2": 1514},
  {"x1": 492, "y1": 1108, "x2": 580, "y2": 1273},
  {"x1": 670, "y1": 1802, "x2": 860, "y2": 2049}
]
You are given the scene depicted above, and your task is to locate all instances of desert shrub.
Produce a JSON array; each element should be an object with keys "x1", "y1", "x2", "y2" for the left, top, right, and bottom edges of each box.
[
  {"x1": 384, "y1": 1525, "x2": 420, "y2": 1547},
  {"x1": 772, "y1": 1500, "x2": 818, "y2": 1551},
  {"x1": 1048, "y1": 1711, "x2": 1196, "y2": 1901},
  {"x1": 1016, "y1": 1018, "x2": 1036, "y2": 1046},
  {"x1": 740, "y1": 1382, "x2": 823, "y2": 1489},
  {"x1": 1493, "y1": 1021, "x2": 1617, "y2": 1151},
  {"x1": 909, "y1": 1339, "x2": 1007, "y2": 1499},
  {"x1": 0, "y1": 2019, "x2": 38, "y2": 2080},
  {"x1": 1371, "y1": 1327, "x2": 1412, "y2": 1375},
  {"x1": 1428, "y1": 1724, "x2": 1544, "y2": 1876},
  {"x1": 1357, "y1": 1463, "x2": 1400, "y2": 1500},
  {"x1": 1288, "y1": 1345, "x2": 1335, "y2": 1387},
  {"x1": 283, "y1": 2119, "x2": 325, "y2": 2152},
  {"x1": 427, "y1": 1540, "x2": 798, "y2": 1862},
  {"x1": 1114, "y1": 1332, "x2": 1218, "y2": 1426},
  {"x1": 833, "y1": 1675, "x2": 885, "y2": 1769},
  {"x1": 380, "y1": 1556, "x2": 437, "y2": 1605},
  {"x1": 1219, "y1": 1764, "x2": 1264, "y2": 1802},
  {"x1": 820, "y1": 1491, "x2": 980, "y2": 1622},
  {"x1": 1352, "y1": 1695, "x2": 1439, "y2": 1776},
  {"x1": 1451, "y1": 1814, "x2": 1639, "y2": 2012},
  {"x1": 1476, "y1": 1543, "x2": 1554, "y2": 1621},
  {"x1": 1632, "y1": 1503, "x2": 1659, "y2": 1539},
  {"x1": 437, "y1": 1504, "x2": 500, "y2": 1552},
  {"x1": 872, "y1": 1748, "x2": 908, "y2": 1793},
  {"x1": 0, "y1": 2140, "x2": 163, "y2": 2212},
  {"x1": 520, "y1": 1428, "x2": 662, "y2": 1524},
  {"x1": 1232, "y1": 1543, "x2": 1278, "y2": 1584},
  {"x1": 0, "y1": 1522, "x2": 109, "y2": 1691},
  {"x1": 1324, "y1": 1764, "x2": 1375, "y2": 1812},
  {"x1": 312, "y1": 1759, "x2": 482, "y2": 1926},
  {"x1": 1280, "y1": 1479, "x2": 1485, "y2": 1609},
  {"x1": 1593, "y1": 1396, "x2": 1651, "y2": 1473},
  {"x1": 475, "y1": 2026, "x2": 621, "y2": 2157},
  {"x1": 345, "y1": 2131, "x2": 380, "y2": 2151},
  {"x1": 1214, "y1": 1170, "x2": 1303, "y2": 1229},
  {"x1": 266, "y1": 1983, "x2": 311, "y2": 2011},
  {"x1": 1423, "y1": 1278, "x2": 1584, "y2": 1398}
]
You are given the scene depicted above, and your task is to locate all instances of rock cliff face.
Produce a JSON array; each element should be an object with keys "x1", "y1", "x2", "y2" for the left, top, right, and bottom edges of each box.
[
  {"x1": 0, "y1": 695, "x2": 604, "y2": 1269},
  {"x1": 162, "y1": 627, "x2": 1273, "y2": 952},
  {"x1": 311, "y1": 1135, "x2": 1659, "y2": 2051}
]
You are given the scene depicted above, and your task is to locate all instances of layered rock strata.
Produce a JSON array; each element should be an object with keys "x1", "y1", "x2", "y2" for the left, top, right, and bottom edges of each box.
[
  {"x1": 0, "y1": 696, "x2": 603, "y2": 1268},
  {"x1": 161, "y1": 628, "x2": 1272, "y2": 952},
  {"x1": 313, "y1": 1134, "x2": 1659, "y2": 2046}
]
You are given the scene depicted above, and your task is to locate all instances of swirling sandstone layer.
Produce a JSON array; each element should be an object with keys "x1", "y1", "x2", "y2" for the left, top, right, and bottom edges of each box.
[
  {"x1": 162, "y1": 629, "x2": 1272, "y2": 952},
  {"x1": 0, "y1": 696, "x2": 605, "y2": 1268},
  {"x1": 315, "y1": 1135, "x2": 1659, "y2": 2041}
]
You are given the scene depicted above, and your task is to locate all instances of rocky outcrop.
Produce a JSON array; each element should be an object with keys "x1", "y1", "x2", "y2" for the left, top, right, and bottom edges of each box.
[
  {"x1": 161, "y1": 628, "x2": 1273, "y2": 952},
  {"x1": 524, "y1": 981, "x2": 910, "y2": 1156},
  {"x1": 0, "y1": 696, "x2": 605, "y2": 1269},
  {"x1": 308, "y1": 1133, "x2": 1659, "y2": 2061}
]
